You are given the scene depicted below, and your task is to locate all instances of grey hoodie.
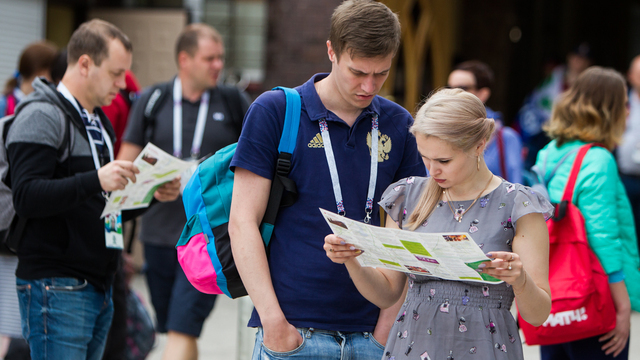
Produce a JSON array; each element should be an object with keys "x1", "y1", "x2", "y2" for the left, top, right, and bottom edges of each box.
[{"x1": 6, "y1": 77, "x2": 120, "y2": 290}]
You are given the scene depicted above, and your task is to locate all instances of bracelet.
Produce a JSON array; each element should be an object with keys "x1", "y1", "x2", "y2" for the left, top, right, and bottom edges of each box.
[{"x1": 513, "y1": 269, "x2": 528, "y2": 296}]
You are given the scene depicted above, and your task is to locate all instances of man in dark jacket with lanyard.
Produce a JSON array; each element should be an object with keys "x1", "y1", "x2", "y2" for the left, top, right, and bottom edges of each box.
[
  {"x1": 228, "y1": 1, "x2": 426, "y2": 359},
  {"x1": 6, "y1": 20, "x2": 180, "y2": 360},
  {"x1": 118, "y1": 23, "x2": 249, "y2": 360}
]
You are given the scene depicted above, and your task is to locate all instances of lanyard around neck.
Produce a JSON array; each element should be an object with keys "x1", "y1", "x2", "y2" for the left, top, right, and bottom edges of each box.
[
  {"x1": 173, "y1": 77, "x2": 210, "y2": 159},
  {"x1": 56, "y1": 82, "x2": 114, "y2": 170},
  {"x1": 319, "y1": 114, "x2": 379, "y2": 223}
]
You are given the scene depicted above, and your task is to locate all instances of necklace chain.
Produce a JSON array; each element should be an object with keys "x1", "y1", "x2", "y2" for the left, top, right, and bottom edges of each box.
[{"x1": 443, "y1": 175, "x2": 494, "y2": 222}]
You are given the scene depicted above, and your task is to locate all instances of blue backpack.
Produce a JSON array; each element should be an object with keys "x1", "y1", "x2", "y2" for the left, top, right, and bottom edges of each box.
[{"x1": 177, "y1": 87, "x2": 300, "y2": 299}]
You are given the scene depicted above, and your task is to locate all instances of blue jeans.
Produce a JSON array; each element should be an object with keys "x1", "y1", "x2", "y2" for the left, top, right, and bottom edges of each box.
[
  {"x1": 16, "y1": 277, "x2": 114, "y2": 360},
  {"x1": 252, "y1": 327, "x2": 385, "y2": 360}
]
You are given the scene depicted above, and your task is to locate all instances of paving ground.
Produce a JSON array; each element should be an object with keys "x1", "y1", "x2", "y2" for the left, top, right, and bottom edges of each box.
[{"x1": 131, "y1": 274, "x2": 640, "y2": 360}]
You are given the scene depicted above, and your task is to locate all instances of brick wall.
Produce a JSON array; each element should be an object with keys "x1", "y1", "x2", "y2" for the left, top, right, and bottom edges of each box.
[{"x1": 263, "y1": 0, "x2": 342, "y2": 89}]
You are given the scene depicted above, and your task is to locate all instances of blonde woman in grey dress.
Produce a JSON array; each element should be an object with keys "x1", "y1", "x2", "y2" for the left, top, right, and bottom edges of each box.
[{"x1": 325, "y1": 88, "x2": 553, "y2": 359}]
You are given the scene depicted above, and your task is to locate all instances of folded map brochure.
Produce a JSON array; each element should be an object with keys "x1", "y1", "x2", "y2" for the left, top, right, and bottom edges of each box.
[
  {"x1": 320, "y1": 208, "x2": 502, "y2": 284},
  {"x1": 100, "y1": 143, "x2": 195, "y2": 218}
]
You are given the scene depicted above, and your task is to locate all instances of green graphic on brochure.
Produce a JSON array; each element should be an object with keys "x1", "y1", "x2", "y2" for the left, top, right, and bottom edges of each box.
[
  {"x1": 379, "y1": 259, "x2": 402, "y2": 267},
  {"x1": 142, "y1": 182, "x2": 169, "y2": 204},
  {"x1": 383, "y1": 244, "x2": 404, "y2": 250},
  {"x1": 152, "y1": 170, "x2": 179, "y2": 179},
  {"x1": 399, "y1": 240, "x2": 432, "y2": 257},
  {"x1": 464, "y1": 260, "x2": 501, "y2": 282}
]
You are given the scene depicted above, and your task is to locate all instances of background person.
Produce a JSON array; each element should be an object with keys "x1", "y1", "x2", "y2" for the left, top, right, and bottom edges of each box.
[
  {"x1": 118, "y1": 23, "x2": 248, "y2": 360},
  {"x1": 535, "y1": 66, "x2": 640, "y2": 359},
  {"x1": 0, "y1": 41, "x2": 57, "y2": 116},
  {"x1": 517, "y1": 43, "x2": 593, "y2": 170},
  {"x1": 616, "y1": 55, "x2": 640, "y2": 251},
  {"x1": 325, "y1": 88, "x2": 553, "y2": 359},
  {"x1": 447, "y1": 60, "x2": 523, "y2": 183}
]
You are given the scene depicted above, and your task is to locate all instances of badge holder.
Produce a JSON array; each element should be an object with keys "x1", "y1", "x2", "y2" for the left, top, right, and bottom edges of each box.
[{"x1": 105, "y1": 211, "x2": 124, "y2": 249}]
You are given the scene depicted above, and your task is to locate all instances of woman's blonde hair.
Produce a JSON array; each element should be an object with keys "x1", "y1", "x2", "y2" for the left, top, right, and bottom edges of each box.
[
  {"x1": 544, "y1": 66, "x2": 627, "y2": 150},
  {"x1": 405, "y1": 88, "x2": 495, "y2": 230}
]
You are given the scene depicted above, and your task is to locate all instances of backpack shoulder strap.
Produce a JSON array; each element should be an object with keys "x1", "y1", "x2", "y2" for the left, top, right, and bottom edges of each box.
[
  {"x1": 552, "y1": 143, "x2": 601, "y2": 221},
  {"x1": 142, "y1": 81, "x2": 172, "y2": 144},
  {"x1": 561, "y1": 143, "x2": 600, "y2": 203},
  {"x1": 260, "y1": 87, "x2": 301, "y2": 242},
  {"x1": 273, "y1": 86, "x2": 301, "y2": 169},
  {"x1": 54, "y1": 106, "x2": 72, "y2": 162},
  {"x1": 1, "y1": 114, "x2": 15, "y2": 145}
]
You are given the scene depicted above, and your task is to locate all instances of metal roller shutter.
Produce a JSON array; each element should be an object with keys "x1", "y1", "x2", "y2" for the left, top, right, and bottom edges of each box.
[{"x1": 0, "y1": 0, "x2": 46, "y2": 85}]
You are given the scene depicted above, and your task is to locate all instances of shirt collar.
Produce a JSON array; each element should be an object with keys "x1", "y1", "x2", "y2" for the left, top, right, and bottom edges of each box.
[
  {"x1": 300, "y1": 73, "x2": 380, "y2": 123},
  {"x1": 57, "y1": 82, "x2": 102, "y2": 124},
  {"x1": 57, "y1": 82, "x2": 86, "y2": 115}
]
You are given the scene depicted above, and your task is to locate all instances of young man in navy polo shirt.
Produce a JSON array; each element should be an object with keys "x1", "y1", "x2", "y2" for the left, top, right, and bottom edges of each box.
[{"x1": 229, "y1": 1, "x2": 426, "y2": 358}]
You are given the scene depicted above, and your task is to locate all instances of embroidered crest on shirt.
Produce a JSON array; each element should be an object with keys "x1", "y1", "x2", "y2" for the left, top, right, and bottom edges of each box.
[
  {"x1": 367, "y1": 131, "x2": 391, "y2": 162},
  {"x1": 308, "y1": 133, "x2": 324, "y2": 148}
]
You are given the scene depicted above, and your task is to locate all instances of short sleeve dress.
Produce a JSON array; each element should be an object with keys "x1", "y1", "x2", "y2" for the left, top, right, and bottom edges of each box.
[{"x1": 379, "y1": 176, "x2": 553, "y2": 360}]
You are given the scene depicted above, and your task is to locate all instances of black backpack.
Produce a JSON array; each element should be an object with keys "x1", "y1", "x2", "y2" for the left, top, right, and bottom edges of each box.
[{"x1": 0, "y1": 106, "x2": 70, "y2": 254}]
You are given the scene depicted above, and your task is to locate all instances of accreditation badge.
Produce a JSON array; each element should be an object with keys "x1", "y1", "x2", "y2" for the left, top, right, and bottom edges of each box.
[{"x1": 104, "y1": 211, "x2": 124, "y2": 249}]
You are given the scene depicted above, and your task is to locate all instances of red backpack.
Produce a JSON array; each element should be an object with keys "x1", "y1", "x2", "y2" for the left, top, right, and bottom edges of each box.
[{"x1": 518, "y1": 143, "x2": 616, "y2": 345}]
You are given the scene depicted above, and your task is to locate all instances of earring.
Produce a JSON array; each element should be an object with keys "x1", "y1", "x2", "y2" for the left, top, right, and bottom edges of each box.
[{"x1": 477, "y1": 156, "x2": 480, "y2": 171}]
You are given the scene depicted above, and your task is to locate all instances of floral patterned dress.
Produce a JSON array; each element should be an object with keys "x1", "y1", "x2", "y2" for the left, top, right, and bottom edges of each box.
[{"x1": 378, "y1": 176, "x2": 553, "y2": 360}]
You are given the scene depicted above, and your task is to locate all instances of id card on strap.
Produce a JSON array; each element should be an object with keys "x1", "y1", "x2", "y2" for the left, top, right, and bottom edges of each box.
[{"x1": 104, "y1": 211, "x2": 124, "y2": 249}]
